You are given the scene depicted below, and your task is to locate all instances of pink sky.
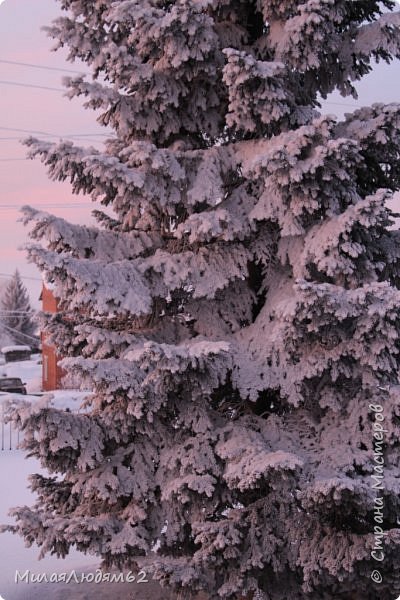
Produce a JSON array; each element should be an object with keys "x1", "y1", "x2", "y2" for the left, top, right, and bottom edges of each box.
[
  {"x1": 0, "y1": 0, "x2": 102, "y2": 305},
  {"x1": 0, "y1": 0, "x2": 399, "y2": 306}
]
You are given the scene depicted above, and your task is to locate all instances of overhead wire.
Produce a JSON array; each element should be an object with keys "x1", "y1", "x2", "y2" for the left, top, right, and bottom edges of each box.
[
  {"x1": 0, "y1": 78, "x2": 365, "y2": 109},
  {"x1": 0, "y1": 58, "x2": 378, "y2": 111},
  {"x1": 0, "y1": 125, "x2": 114, "y2": 159},
  {"x1": 0, "y1": 126, "x2": 110, "y2": 137},
  {"x1": 0, "y1": 203, "x2": 93, "y2": 207},
  {"x1": 0, "y1": 207, "x2": 94, "y2": 213},
  {"x1": 0, "y1": 323, "x2": 39, "y2": 344},
  {"x1": 0, "y1": 273, "x2": 42, "y2": 281},
  {"x1": 0, "y1": 80, "x2": 64, "y2": 92},
  {"x1": 0, "y1": 58, "x2": 88, "y2": 76},
  {"x1": 0, "y1": 58, "x2": 378, "y2": 108},
  {"x1": 0, "y1": 158, "x2": 28, "y2": 162},
  {"x1": 0, "y1": 311, "x2": 35, "y2": 315},
  {"x1": 0, "y1": 68, "x2": 383, "y2": 163},
  {"x1": 0, "y1": 95, "x2": 361, "y2": 162},
  {"x1": 0, "y1": 136, "x2": 105, "y2": 141}
]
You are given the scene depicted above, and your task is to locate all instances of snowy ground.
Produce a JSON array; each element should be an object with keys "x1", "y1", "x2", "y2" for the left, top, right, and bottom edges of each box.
[
  {"x1": 0, "y1": 356, "x2": 173, "y2": 599},
  {"x1": 0, "y1": 451, "x2": 176, "y2": 600},
  {"x1": 0, "y1": 450, "x2": 99, "y2": 599}
]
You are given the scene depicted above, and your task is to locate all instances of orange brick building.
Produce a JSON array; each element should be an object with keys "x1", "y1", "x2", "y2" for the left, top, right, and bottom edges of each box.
[{"x1": 40, "y1": 284, "x2": 65, "y2": 391}]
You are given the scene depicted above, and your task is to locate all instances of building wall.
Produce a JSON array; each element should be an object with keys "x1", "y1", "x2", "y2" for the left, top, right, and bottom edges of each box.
[
  {"x1": 41, "y1": 285, "x2": 58, "y2": 314},
  {"x1": 41, "y1": 284, "x2": 65, "y2": 391},
  {"x1": 41, "y1": 338, "x2": 65, "y2": 391}
]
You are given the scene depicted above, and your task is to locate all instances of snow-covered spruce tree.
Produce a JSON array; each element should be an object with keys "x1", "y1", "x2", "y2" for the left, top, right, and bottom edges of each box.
[
  {"x1": 0, "y1": 269, "x2": 37, "y2": 347},
  {"x1": 4, "y1": 1, "x2": 400, "y2": 598}
]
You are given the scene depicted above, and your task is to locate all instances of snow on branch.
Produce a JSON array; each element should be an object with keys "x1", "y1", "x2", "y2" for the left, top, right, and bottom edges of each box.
[
  {"x1": 20, "y1": 205, "x2": 161, "y2": 261},
  {"x1": 24, "y1": 244, "x2": 153, "y2": 318}
]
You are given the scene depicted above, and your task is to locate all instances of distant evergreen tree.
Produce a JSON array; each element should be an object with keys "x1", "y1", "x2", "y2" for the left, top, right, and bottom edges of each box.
[{"x1": 0, "y1": 270, "x2": 37, "y2": 347}]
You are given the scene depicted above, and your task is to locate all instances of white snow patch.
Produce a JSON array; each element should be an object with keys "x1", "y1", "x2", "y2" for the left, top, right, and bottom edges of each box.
[{"x1": 46, "y1": 389, "x2": 93, "y2": 411}]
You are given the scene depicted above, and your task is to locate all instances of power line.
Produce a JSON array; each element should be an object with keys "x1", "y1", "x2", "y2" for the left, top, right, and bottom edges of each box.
[
  {"x1": 0, "y1": 72, "x2": 373, "y2": 111},
  {"x1": 0, "y1": 273, "x2": 42, "y2": 282},
  {"x1": 0, "y1": 158, "x2": 27, "y2": 162},
  {"x1": 324, "y1": 101, "x2": 362, "y2": 108},
  {"x1": 0, "y1": 150, "x2": 104, "y2": 162},
  {"x1": 0, "y1": 124, "x2": 114, "y2": 159},
  {"x1": 0, "y1": 206, "x2": 94, "y2": 212},
  {"x1": 0, "y1": 123, "x2": 114, "y2": 159},
  {"x1": 1, "y1": 204, "x2": 93, "y2": 207},
  {"x1": 0, "y1": 80, "x2": 64, "y2": 92},
  {"x1": 0, "y1": 126, "x2": 113, "y2": 148},
  {"x1": 0, "y1": 311, "x2": 34, "y2": 315},
  {"x1": 0, "y1": 201, "x2": 94, "y2": 206},
  {"x1": 0, "y1": 59, "x2": 377, "y2": 111},
  {"x1": 0, "y1": 203, "x2": 94, "y2": 208},
  {"x1": 0, "y1": 323, "x2": 39, "y2": 344},
  {"x1": 0, "y1": 135, "x2": 107, "y2": 143},
  {"x1": 0, "y1": 59, "x2": 88, "y2": 76},
  {"x1": 0, "y1": 126, "x2": 110, "y2": 138},
  {"x1": 0, "y1": 140, "x2": 104, "y2": 151},
  {"x1": 0, "y1": 308, "x2": 33, "y2": 315},
  {"x1": 0, "y1": 137, "x2": 106, "y2": 145}
]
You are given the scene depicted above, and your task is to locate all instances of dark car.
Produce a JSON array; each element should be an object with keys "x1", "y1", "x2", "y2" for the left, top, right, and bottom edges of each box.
[{"x1": 0, "y1": 377, "x2": 27, "y2": 394}]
